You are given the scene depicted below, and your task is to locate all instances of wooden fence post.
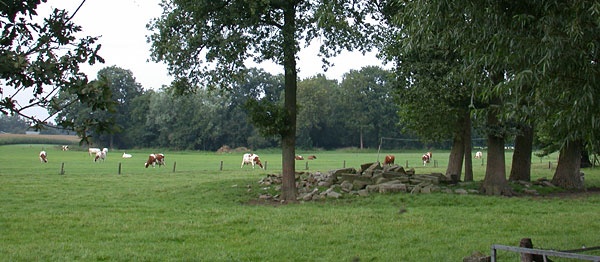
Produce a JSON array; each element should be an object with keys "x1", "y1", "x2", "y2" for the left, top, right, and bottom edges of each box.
[
  {"x1": 60, "y1": 163, "x2": 65, "y2": 175},
  {"x1": 549, "y1": 161, "x2": 552, "y2": 169},
  {"x1": 264, "y1": 161, "x2": 267, "y2": 170},
  {"x1": 406, "y1": 160, "x2": 409, "y2": 168},
  {"x1": 118, "y1": 162, "x2": 121, "y2": 175},
  {"x1": 343, "y1": 160, "x2": 346, "y2": 168},
  {"x1": 172, "y1": 161, "x2": 176, "y2": 173},
  {"x1": 305, "y1": 161, "x2": 309, "y2": 170},
  {"x1": 220, "y1": 161, "x2": 223, "y2": 171}
]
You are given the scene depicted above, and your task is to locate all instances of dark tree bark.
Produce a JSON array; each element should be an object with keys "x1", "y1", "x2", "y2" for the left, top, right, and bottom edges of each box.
[
  {"x1": 463, "y1": 111, "x2": 474, "y2": 181},
  {"x1": 446, "y1": 123, "x2": 464, "y2": 182},
  {"x1": 552, "y1": 140, "x2": 584, "y2": 190},
  {"x1": 481, "y1": 97, "x2": 512, "y2": 196},
  {"x1": 280, "y1": 4, "x2": 298, "y2": 201},
  {"x1": 509, "y1": 123, "x2": 534, "y2": 181}
]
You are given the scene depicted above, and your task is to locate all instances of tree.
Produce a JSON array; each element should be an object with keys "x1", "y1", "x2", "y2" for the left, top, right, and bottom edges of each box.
[
  {"x1": 0, "y1": 0, "x2": 113, "y2": 138},
  {"x1": 55, "y1": 66, "x2": 143, "y2": 148},
  {"x1": 0, "y1": 115, "x2": 29, "y2": 133},
  {"x1": 339, "y1": 66, "x2": 396, "y2": 150},
  {"x1": 380, "y1": 5, "x2": 475, "y2": 181},
  {"x1": 148, "y1": 0, "x2": 379, "y2": 201},
  {"x1": 296, "y1": 74, "x2": 340, "y2": 149}
]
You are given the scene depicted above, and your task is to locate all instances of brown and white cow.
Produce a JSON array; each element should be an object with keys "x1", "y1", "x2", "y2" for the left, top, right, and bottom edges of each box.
[
  {"x1": 94, "y1": 150, "x2": 107, "y2": 162},
  {"x1": 422, "y1": 152, "x2": 432, "y2": 166},
  {"x1": 145, "y1": 153, "x2": 165, "y2": 168},
  {"x1": 241, "y1": 153, "x2": 263, "y2": 169},
  {"x1": 295, "y1": 155, "x2": 304, "y2": 160},
  {"x1": 39, "y1": 151, "x2": 48, "y2": 163},
  {"x1": 156, "y1": 153, "x2": 165, "y2": 166},
  {"x1": 308, "y1": 155, "x2": 317, "y2": 160},
  {"x1": 383, "y1": 155, "x2": 395, "y2": 165},
  {"x1": 61, "y1": 145, "x2": 69, "y2": 151}
]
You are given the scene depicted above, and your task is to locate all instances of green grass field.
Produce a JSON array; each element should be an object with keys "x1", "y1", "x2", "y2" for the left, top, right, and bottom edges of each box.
[{"x1": 1, "y1": 144, "x2": 599, "y2": 261}]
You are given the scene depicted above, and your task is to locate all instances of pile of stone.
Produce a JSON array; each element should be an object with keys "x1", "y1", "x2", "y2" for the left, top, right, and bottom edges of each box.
[{"x1": 257, "y1": 162, "x2": 479, "y2": 201}]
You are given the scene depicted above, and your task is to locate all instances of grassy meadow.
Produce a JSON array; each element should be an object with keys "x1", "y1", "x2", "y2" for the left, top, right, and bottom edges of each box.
[{"x1": 1, "y1": 144, "x2": 600, "y2": 261}]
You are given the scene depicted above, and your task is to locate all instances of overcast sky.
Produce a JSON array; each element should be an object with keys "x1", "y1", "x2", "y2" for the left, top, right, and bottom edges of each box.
[{"x1": 23, "y1": 0, "x2": 388, "y2": 119}]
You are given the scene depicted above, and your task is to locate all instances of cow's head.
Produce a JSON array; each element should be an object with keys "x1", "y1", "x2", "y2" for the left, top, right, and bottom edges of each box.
[{"x1": 254, "y1": 156, "x2": 263, "y2": 168}]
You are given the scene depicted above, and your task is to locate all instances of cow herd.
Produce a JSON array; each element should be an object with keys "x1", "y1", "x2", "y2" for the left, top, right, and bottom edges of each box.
[{"x1": 39, "y1": 148, "x2": 485, "y2": 169}]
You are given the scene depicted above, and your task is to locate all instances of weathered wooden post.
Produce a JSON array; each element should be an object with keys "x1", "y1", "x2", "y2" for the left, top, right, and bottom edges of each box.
[
  {"x1": 343, "y1": 160, "x2": 346, "y2": 168},
  {"x1": 60, "y1": 163, "x2": 65, "y2": 175},
  {"x1": 264, "y1": 161, "x2": 267, "y2": 170},
  {"x1": 220, "y1": 161, "x2": 223, "y2": 171},
  {"x1": 305, "y1": 161, "x2": 309, "y2": 170},
  {"x1": 118, "y1": 162, "x2": 122, "y2": 175},
  {"x1": 172, "y1": 161, "x2": 177, "y2": 173},
  {"x1": 406, "y1": 160, "x2": 409, "y2": 168}
]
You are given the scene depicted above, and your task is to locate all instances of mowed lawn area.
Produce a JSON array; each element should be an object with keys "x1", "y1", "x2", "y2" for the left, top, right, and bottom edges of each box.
[{"x1": 1, "y1": 144, "x2": 600, "y2": 261}]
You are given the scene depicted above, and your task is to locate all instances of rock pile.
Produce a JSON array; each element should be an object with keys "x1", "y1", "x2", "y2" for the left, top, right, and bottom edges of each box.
[{"x1": 257, "y1": 162, "x2": 479, "y2": 201}]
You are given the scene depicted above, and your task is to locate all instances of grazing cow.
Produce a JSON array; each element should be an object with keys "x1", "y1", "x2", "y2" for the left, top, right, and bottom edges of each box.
[
  {"x1": 422, "y1": 152, "x2": 432, "y2": 166},
  {"x1": 122, "y1": 153, "x2": 132, "y2": 158},
  {"x1": 241, "y1": 153, "x2": 263, "y2": 169},
  {"x1": 145, "y1": 154, "x2": 157, "y2": 168},
  {"x1": 145, "y1": 153, "x2": 165, "y2": 168},
  {"x1": 308, "y1": 155, "x2": 317, "y2": 160},
  {"x1": 88, "y1": 147, "x2": 101, "y2": 156},
  {"x1": 156, "y1": 153, "x2": 165, "y2": 166},
  {"x1": 39, "y1": 151, "x2": 48, "y2": 163},
  {"x1": 295, "y1": 155, "x2": 304, "y2": 160},
  {"x1": 94, "y1": 150, "x2": 106, "y2": 162},
  {"x1": 61, "y1": 145, "x2": 69, "y2": 151},
  {"x1": 383, "y1": 155, "x2": 395, "y2": 165},
  {"x1": 475, "y1": 151, "x2": 483, "y2": 159}
]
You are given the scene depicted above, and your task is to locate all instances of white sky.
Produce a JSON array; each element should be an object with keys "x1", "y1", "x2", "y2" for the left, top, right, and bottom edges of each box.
[{"x1": 21, "y1": 0, "x2": 388, "y2": 119}]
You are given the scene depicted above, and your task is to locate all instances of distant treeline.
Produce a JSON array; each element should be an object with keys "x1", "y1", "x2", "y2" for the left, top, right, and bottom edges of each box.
[{"x1": 23, "y1": 66, "x2": 447, "y2": 151}]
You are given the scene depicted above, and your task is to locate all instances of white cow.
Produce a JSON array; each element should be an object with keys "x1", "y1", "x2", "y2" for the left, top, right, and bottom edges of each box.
[
  {"x1": 122, "y1": 153, "x2": 132, "y2": 158},
  {"x1": 39, "y1": 151, "x2": 48, "y2": 163},
  {"x1": 61, "y1": 145, "x2": 69, "y2": 151},
  {"x1": 241, "y1": 153, "x2": 263, "y2": 169},
  {"x1": 88, "y1": 148, "x2": 101, "y2": 156},
  {"x1": 475, "y1": 151, "x2": 483, "y2": 159}
]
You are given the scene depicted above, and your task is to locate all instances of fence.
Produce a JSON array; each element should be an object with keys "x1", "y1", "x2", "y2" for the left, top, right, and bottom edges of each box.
[{"x1": 491, "y1": 238, "x2": 600, "y2": 262}]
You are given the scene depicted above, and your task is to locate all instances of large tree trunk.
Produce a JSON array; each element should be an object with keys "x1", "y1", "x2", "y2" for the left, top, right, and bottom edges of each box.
[
  {"x1": 552, "y1": 140, "x2": 584, "y2": 190},
  {"x1": 509, "y1": 123, "x2": 534, "y2": 182},
  {"x1": 463, "y1": 111, "x2": 473, "y2": 182},
  {"x1": 445, "y1": 125, "x2": 464, "y2": 182},
  {"x1": 481, "y1": 98, "x2": 512, "y2": 196},
  {"x1": 280, "y1": 4, "x2": 298, "y2": 201}
]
